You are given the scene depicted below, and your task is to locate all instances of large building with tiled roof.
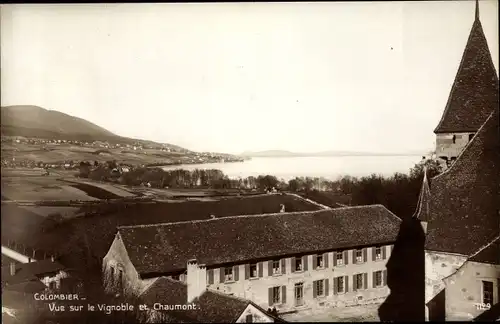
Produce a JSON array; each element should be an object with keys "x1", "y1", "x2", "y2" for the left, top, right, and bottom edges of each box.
[
  {"x1": 103, "y1": 204, "x2": 401, "y2": 320},
  {"x1": 434, "y1": 0, "x2": 499, "y2": 166},
  {"x1": 414, "y1": 2, "x2": 499, "y2": 320}
]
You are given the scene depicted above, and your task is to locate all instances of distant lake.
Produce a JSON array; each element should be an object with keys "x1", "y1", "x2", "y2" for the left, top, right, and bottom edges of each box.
[{"x1": 160, "y1": 156, "x2": 423, "y2": 180}]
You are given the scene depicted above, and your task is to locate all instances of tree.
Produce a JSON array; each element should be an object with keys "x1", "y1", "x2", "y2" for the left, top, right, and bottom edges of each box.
[
  {"x1": 79, "y1": 161, "x2": 91, "y2": 178},
  {"x1": 409, "y1": 158, "x2": 442, "y2": 180}
]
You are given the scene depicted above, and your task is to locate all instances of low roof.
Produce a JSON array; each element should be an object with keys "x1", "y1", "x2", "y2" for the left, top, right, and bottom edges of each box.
[
  {"x1": 420, "y1": 107, "x2": 500, "y2": 256},
  {"x1": 1, "y1": 259, "x2": 66, "y2": 286},
  {"x1": 139, "y1": 277, "x2": 279, "y2": 323},
  {"x1": 468, "y1": 235, "x2": 500, "y2": 265},
  {"x1": 118, "y1": 205, "x2": 401, "y2": 275}
]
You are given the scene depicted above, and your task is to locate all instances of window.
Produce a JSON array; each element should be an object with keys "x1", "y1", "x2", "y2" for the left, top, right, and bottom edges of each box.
[
  {"x1": 315, "y1": 280, "x2": 325, "y2": 297},
  {"x1": 316, "y1": 254, "x2": 324, "y2": 268},
  {"x1": 355, "y1": 274, "x2": 363, "y2": 290},
  {"x1": 110, "y1": 267, "x2": 115, "y2": 284},
  {"x1": 171, "y1": 275, "x2": 180, "y2": 281},
  {"x1": 225, "y1": 267, "x2": 234, "y2": 281},
  {"x1": 272, "y1": 286, "x2": 281, "y2": 305},
  {"x1": 452, "y1": 135, "x2": 456, "y2": 144},
  {"x1": 118, "y1": 270, "x2": 123, "y2": 292},
  {"x1": 374, "y1": 271, "x2": 382, "y2": 287},
  {"x1": 356, "y1": 249, "x2": 363, "y2": 263},
  {"x1": 295, "y1": 258, "x2": 303, "y2": 272},
  {"x1": 250, "y1": 263, "x2": 258, "y2": 278},
  {"x1": 469, "y1": 133, "x2": 474, "y2": 142},
  {"x1": 335, "y1": 277, "x2": 345, "y2": 293},
  {"x1": 272, "y1": 260, "x2": 281, "y2": 275},
  {"x1": 483, "y1": 281, "x2": 493, "y2": 305},
  {"x1": 336, "y1": 251, "x2": 344, "y2": 265},
  {"x1": 295, "y1": 283, "x2": 304, "y2": 306},
  {"x1": 375, "y1": 247, "x2": 382, "y2": 260},
  {"x1": 245, "y1": 314, "x2": 253, "y2": 323},
  {"x1": 49, "y1": 281, "x2": 57, "y2": 290}
]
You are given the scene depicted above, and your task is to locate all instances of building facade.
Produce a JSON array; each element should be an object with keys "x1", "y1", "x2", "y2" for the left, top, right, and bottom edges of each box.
[{"x1": 103, "y1": 205, "x2": 400, "y2": 317}]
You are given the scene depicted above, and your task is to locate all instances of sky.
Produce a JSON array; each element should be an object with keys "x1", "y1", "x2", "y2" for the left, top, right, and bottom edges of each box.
[{"x1": 1, "y1": 1, "x2": 498, "y2": 154}]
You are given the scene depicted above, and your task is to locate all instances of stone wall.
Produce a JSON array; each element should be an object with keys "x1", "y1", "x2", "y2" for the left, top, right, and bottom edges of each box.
[
  {"x1": 444, "y1": 261, "x2": 500, "y2": 321},
  {"x1": 435, "y1": 132, "x2": 475, "y2": 161},
  {"x1": 425, "y1": 251, "x2": 468, "y2": 305}
]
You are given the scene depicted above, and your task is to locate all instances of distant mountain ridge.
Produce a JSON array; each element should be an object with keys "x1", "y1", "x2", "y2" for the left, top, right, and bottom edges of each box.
[
  {"x1": 0, "y1": 105, "x2": 188, "y2": 151},
  {"x1": 241, "y1": 149, "x2": 429, "y2": 157}
]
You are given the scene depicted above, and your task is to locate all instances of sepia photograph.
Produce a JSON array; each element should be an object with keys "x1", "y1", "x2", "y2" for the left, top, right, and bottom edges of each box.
[{"x1": 1, "y1": 1, "x2": 499, "y2": 323}]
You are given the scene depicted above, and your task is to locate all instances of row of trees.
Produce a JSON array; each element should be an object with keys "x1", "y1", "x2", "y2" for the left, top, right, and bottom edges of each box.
[{"x1": 78, "y1": 158, "x2": 442, "y2": 219}]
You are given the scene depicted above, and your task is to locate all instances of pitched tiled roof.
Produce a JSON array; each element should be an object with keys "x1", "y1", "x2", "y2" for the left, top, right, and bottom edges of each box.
[
  {"x1": 413, "y1": 168, "x2": 431, "y2": 221},
  {"x1": 118, "y1": 205, "x2": 401, "y2": 275},
  {"x1": 139, "y1": 277, "x2": 256, "y2": 323},
  {"x1": 434, "y1": 12, "x2": 499, "y2": 133},
  {"x1": 1, "y1": 259, "x2": 66, "y2": 286},
  {"x1": 424, "y1": 107, "x2": 500, "y2": 255},
  {"x1": 468, "y1": 235, "x2": 500, "y2": 264}
]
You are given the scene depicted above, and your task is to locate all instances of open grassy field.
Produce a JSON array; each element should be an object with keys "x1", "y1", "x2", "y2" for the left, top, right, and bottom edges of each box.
[
  {"x1": 1, "y1": 174, "x2": 99, "y2": 201},
  {"x1": 61, "y1": 179, "x2": 136, "y2": 198}
]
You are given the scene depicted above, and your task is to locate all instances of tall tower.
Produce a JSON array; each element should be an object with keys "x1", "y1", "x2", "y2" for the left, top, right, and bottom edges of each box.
[{"x1": 434, "y1": 0, "x2": 499, "y2": 167}]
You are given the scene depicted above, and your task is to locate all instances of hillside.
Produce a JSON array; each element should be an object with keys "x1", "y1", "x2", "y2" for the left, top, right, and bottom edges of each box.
[{"x1": 0, "y1": 105, "x2": 187, "y2": 151}]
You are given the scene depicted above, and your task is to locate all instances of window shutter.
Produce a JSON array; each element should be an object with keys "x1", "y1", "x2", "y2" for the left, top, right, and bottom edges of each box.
[
  {"x1": 291, "y1": 257, "x2": 296, "y2": 273},
  {"x1": 363, "y1": 248, "x2": 367, "y2": 263},
  {"x1": 303, "y1": 256, "x2": 308, "y2": 271},
  {"x1": 383, "y1": 269, "x2": 388, "y2": 286},
  {"x1": 234, "y1": 266, "x2": 239, "y2": 281},
  {"x1": 268, "y1": 287, "x2": 273, "y2": 306},
  {"x1": 353, "y1": 275, "x2": 358, "y2": 291},
  {"x1": 364, "y1": 273, "x2": 368, "y2": 290},
  {"x1": 382, "y1": 246, "x2": 387, "y2": 259},
  {"x1": 333, "y1": 277, "x2": 337, "y2": 295},
  {"x1": 333, "y1": 252, "x2": 338, "y2": 266},
  {"x1": 258, "y1": 262, "x2": 263, "y2": 278},
  {"x1": 373, "y1": 271, "x2": 376, "y2": 288},
  {"x1": 312, "y1": 255, "x2": 318, "y2": 270},
  {"x1": 208, "y1": 269, "x2": 214, "y2": 285},
  {"x1": 245, "y1": 264, "x2": 250, "y2": 280},
  {"x1": 313, "y1": 280, "x2": 317, "y2": 298},
  {"x1": 268, "y1": 261, "x2": 273, "y2": 277},
  {"x1": 345, "y1": 275, "x2": 349, "y2": 292},
  {"x1": 220, "y1": 267, "x2": 225, "y2": 283},
  {"x1": 281, "y1": 259, "x2": 286, "y2": 274},
  {"x1": 281, "y1": 286, "x2": 287, "y2": 304},
  {"x1": 344, "y1": 250, "x2": 349, "y2": 265},
  {"x1": 372, "y1": 247, "x2": 376, "y2": 261},
  {"x1": 324, "y1": 253, "x2": 329, "y2": 268},
  {"x1": 325, "y1": 279, "x2": 330, "y2": 296}
]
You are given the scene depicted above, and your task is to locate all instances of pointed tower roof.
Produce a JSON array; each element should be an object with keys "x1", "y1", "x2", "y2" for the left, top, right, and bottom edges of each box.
[
  {"x1": 413, "y1": 167, "x2": 431, "y2": 221},
  {"x1": 426, "y1": 103, "x2": 500, "y2": 255},
  {"x1": 434, "y1": 0, "x2": 499, "y2": 134}
]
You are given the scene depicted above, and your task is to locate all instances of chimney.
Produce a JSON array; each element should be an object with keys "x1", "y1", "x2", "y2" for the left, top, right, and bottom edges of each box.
[
  {"x1": 10, "y1": 262, "x2": 16, "y2": 276},
  {"x1": 187, "y1": 259, "x2": 200, "y2": 303},
  {"x1": 198, "y1": 264, "x2": 207, "y2": 297}
]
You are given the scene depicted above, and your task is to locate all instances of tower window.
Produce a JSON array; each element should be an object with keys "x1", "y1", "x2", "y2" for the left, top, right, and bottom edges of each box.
[{"x1": 452, "y1": 135, "x2": 456, "y2": 144}]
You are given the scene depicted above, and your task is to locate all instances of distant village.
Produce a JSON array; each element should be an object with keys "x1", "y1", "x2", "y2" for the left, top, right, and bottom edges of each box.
[{"x1": 0, "y1": 136, "x2": 245, "y2": 170}]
